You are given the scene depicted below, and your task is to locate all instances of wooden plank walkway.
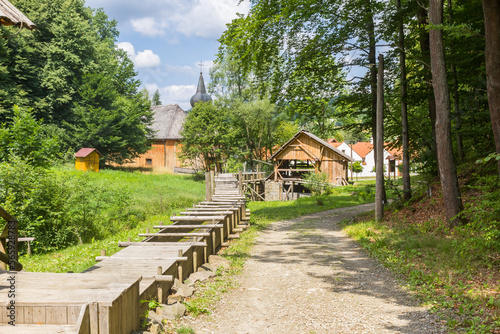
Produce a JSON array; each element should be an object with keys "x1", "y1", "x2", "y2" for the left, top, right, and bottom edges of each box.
[{"x1": 0, "y1": 172, "x2": 249, "y2": 333}]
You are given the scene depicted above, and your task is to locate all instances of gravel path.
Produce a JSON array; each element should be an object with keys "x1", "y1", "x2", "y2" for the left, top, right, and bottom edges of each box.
[{"x1": 185, "y1": 203, "x2": 446, "y2": 334}]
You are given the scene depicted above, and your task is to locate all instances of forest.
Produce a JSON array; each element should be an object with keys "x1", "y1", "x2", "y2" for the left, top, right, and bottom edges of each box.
[
  {"x1": 193, "y1": 0, "x2": 500, "y2": 227},
  {"x1": 0, "y1": 0, "x2": 499, "y2": 249}
]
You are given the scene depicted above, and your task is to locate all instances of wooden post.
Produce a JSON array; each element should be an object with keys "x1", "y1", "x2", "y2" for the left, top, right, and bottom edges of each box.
[
  {"x1": 238, "y1": 170, "x2": 243, "y2": 192},
  {"x1": 211, "y1": 170, "x2": 215, "y2": 197},
  {"x1": 193, "y1": 249, "x2": 198, "y2": 272},
  {"x1": 157, "y1": 266, "x2": 163, "y2": 313},
  {"x1": 101, "y1": 249, "x2": 106, "y2": 257},
  {"x1": 211, "y1": 230, "x2": 216, "y2": 255},
  {"x1": 205, "y1": 172, "x2": 212, "y2": 202},
  {"x1": 375, "y1": 54, "x2": 385, "y2": 221},
  {"x1": 146, "y1": 228, "x2": 150, "y2": 234},
  {"x1": 128, "y1": 237, "x2": 131, "y2": 242},
  {"x1": 177, "y1": 249, "x2": 183, "y2": 281}
]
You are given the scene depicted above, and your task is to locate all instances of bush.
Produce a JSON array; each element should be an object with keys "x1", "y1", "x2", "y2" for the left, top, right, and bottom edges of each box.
[
  {"x1": 0, "y1": 159, "x2": 136, "y2": 254},
  {"x1": 303, "y1": 172, "x2": 333, "y2": 205}
]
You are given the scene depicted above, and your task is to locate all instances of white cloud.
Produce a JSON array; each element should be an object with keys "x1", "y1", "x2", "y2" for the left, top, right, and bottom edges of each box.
[
  {"x1": 135, "y1": 50, "x2": 161, "y2": 68},
  {"x1": 146, "y1": 84, "x2": 197, "y2": 110},
  {"x1": 116, "y1": 41, "x2": 135, "y2": 58},
  {"x1": 128, "y1": 0, "x2": 250, "y2": 39},
  {"x1": 116, "y1": 42, "x2": 161, "y2": 68},
  {"x1": 131, "y1": 17, "x2": 166, "y2": 37}
]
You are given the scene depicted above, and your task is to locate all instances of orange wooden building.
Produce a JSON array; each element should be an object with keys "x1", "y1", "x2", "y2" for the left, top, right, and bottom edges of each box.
[
  {"x1": 119, "y1": 104, "x2": 192, "y2": 172},
  {"x1": 269, "y1": 130, "x2": 353, "y2": 184},
  {"x1": 74, "y1": 148, "x2": 102, "y2": 172}
]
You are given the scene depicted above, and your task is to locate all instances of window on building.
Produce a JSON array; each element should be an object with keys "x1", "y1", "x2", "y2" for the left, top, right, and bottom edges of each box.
[{"x1": 146, "y1": 159, "x2": 152, "y2": 165}]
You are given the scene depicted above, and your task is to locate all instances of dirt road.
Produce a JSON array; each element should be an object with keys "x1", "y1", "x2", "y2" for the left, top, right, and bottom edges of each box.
[{"x1": 184, "y1": 203, "x2": 446, "y2": 334}]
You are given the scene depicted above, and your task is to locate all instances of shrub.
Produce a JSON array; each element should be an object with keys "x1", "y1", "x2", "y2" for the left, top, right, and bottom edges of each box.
[{"x1": 0, "y1": 159, "x2": 135, "y2": 253}]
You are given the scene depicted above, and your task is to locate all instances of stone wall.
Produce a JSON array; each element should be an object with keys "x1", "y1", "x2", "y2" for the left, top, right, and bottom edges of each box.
[{"x1": 265, "y1": 181, "x2": 282, "y2": 201}]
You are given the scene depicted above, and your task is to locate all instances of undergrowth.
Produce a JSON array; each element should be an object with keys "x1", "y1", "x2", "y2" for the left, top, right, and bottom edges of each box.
[{"x1": 341, "y1": 164, "x2": 500, "y2": 333}]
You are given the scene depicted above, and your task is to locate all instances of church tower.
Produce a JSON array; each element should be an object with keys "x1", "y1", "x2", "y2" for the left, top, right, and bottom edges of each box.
[{"x1": 190, "y1": 71, "x2": 212, "y2": 108}]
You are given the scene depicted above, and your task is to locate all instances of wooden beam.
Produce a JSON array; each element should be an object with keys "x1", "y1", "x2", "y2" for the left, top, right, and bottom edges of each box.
[
  {"x1": 170, "y1": 215, "x2": 225, "y2": 221},
  {"x1": 118, "y1": 241, "x2": 207, "y2": 247},
  {"x1": 95, "y1": 256, "x2": 188, "y2": 262},
  {"x1": 138, "y1": 232, "x2": 210, "y2": 237},
  {"x1": 153, "y1": 224, "x2": 223, "y2": 229}
]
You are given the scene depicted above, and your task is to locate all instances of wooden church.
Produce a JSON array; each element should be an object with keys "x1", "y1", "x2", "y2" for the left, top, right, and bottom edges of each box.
[{"x1": 120, "y1": 72, "x2": 211, "y2": 172}]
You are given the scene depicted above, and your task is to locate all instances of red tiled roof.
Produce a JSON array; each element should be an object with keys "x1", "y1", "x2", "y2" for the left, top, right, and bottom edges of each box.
[
  {"x1": 351, "y1": 142, "x2": 374, "y2": 158},
  {"x1": 74, "y1": 148, "x2": 102, "y2": 158},
  {"x1": 327, "y1": 138, "x2": 342, "y2": 148}
]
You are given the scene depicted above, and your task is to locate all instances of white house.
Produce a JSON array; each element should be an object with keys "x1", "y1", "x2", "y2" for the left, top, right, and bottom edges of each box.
[{"x1": 334, "y1": 141, "x2": 402, "y2": 179}]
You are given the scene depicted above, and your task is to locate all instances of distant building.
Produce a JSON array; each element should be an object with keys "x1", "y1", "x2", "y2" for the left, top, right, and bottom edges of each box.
[
  {"x1": 335, "y1": 141, "x2": 402, "y2": 178},
  {"x1": 119, "y1": 72, "x2": 212, "y2": 172},
  {"x1": 118, "y1": 104, "x2": 190, "y2": 172},
  {"x1": 190, "y1": 72, "x2": 211, "y2": 108},
  {"x1": 269, "y1": 129, "x2": 353, "y2": 185}
]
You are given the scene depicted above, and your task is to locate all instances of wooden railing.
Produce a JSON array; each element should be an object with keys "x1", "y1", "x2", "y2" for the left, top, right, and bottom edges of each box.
[{"x1": 0, "y1": 206, "x2": 22, "y2": 271}]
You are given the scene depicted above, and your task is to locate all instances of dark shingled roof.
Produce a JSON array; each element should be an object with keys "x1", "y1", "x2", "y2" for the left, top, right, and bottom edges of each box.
[
  {"x1": 151, "y1": 104, "x2": 187, "y2": 140},
  {"x1": 0, "y1": 0, "x2": 37, "y2": 30},
  {"x1": 190, "y1": 73, "x2": 212, "y2": 107}
]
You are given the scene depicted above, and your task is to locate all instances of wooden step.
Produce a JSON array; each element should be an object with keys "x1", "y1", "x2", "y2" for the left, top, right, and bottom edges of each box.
[
  {"x1": 0, "y1": 324, "x2": 78, "y2": 333},
  {"x1": 228, "y1": 234, "x2": 240, "y2": 239}
]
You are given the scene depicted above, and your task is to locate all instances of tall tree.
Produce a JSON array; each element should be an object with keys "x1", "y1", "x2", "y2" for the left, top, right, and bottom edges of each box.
[
  {"x1": 429, "y1": 0, "x2": 464, "y2": 226},
  {"x1": 396, "y1": 0, "x2": 411, "y2": 201},
  {"x1": 151, "y1": 89, "x2": 162, "y2": 106},
  {"x1": 482, "y1": 0, "x2": 500, "y2": 176}
]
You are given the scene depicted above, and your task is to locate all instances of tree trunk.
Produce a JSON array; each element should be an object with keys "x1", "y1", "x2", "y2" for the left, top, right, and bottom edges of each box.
[
  {"x1": 375, "y1": 54, "x2": 385, "y2": 221},
  {"x1": 447, "y1": 0, "x2": 465, "y2": 163},
  {"x1": 429, "y1": 0, "x2": 465, "y2": 227},
  {"x1": 418, "y1": 6, "x2": 438, "y2": 170},
  {"x1": 482, "y1": 0, "x2": 500, "y2": 176},
  {"x1": 397, "y1": 0, "x2": 411, "y2": 202}
]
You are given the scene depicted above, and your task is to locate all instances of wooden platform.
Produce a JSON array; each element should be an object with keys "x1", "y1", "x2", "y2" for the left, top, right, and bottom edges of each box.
[{"x1": 0, "y1": 172, "x2": 249, "y2": 333}]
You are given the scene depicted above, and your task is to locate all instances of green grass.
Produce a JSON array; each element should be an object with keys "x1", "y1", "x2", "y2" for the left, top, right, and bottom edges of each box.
[
  {"x1": 340, "y1": 174, "x2": 500, "y2": 333},
  {"x1": 21, "y1": 166, "x2": 205, "y2": 273}
]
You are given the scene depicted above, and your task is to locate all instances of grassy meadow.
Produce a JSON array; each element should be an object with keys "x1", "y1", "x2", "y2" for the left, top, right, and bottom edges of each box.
[{"x1": 20, "y1": 166, "x2": 206, "y2": 273}]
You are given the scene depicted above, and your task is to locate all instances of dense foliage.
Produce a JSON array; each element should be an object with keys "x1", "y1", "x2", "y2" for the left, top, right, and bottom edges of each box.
[
  {"x1": 0, "y1": 0, "x2": 153, "y2": 164},
  {"x1": 216, "y1": 0, "x2": 499, "y2": 225}
]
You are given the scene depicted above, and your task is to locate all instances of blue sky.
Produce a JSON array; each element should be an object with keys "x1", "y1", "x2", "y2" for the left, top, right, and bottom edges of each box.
[{"x1": 84, "y1": 0, "x2": 250, "y2": 110}]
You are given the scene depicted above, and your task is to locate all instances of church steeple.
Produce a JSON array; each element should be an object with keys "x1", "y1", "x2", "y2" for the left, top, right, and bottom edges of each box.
[{"x1": 190, "y1": 67, "x2": 212, "y2": 108}]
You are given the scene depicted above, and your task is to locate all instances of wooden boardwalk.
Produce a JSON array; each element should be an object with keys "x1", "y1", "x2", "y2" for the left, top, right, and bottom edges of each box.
[{"x1": 0, "y1": 173, "x2": 248, "y2": 333}]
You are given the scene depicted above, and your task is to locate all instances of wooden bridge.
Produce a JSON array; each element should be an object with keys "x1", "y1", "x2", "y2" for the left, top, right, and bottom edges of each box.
[{"x1": 0, "y1": 173, "x2": 249, "y2": 333}]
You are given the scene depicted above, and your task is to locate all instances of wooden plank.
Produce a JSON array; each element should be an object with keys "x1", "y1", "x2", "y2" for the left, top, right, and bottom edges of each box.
[
  {"x1": 178, "y1": 211, "x2": 233, "y2": 215},
  {"x1": 138, "y1": 232, "x2": 210, "y2": 237},
  {"x1": 170, "y1": 216, "x2": 225, "y2": 221},
  {"x1": 95, "y1": 256, "x2": 187, "y2": 262},
  {"x1": 118, "y1": 241, "x2": 207, "y2": 247},
  {"x1": 46, "y1": 306, "x2": 65, "y2": 325},
  {"x1": 153, "y1": 224, "x2": 222, "y2": 229},
  {"x1": 32, "y1": 306, "x2": 46, "y2": 324}
]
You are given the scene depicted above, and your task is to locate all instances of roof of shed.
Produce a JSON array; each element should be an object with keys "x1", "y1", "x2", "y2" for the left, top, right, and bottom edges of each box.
[
  {"x1": 74, "y1": 148, "x2": 102, "y2": 158},
  {"x1": 0, "y1": 0, "x2": 37, "y2": 30},
  {"x1": 150, "y1": 104, "x2": 187, "y2": 140},
  {"x1": 270, "y1": 129, "x2": 354, "y2": 162}
]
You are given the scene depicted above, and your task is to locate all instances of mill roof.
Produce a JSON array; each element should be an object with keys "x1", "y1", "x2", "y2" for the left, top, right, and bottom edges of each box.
[
  {"x1": 151, "y1": 104, "x2": 187, "y2": 140},
  {"x1": 0, "y1": 0, "x2": 37, "y2": 29},
  {"x1": 270, "y1": 129, "x2": 354, "y2": 162}
]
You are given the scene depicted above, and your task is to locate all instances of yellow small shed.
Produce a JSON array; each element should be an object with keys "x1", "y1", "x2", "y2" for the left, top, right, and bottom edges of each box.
[{"x1": 74, "y1": 148, "x2": 102, "y2": 172}]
